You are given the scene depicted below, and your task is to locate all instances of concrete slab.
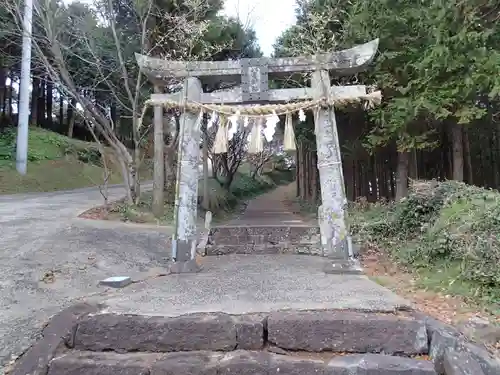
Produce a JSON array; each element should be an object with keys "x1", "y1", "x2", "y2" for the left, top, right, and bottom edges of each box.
[
  {"x1": 99, "y1": 255, "x2": 411, "y2": 317},
  {"x1": 99, "y1": 276, "x2": 133, "y2": 288}
]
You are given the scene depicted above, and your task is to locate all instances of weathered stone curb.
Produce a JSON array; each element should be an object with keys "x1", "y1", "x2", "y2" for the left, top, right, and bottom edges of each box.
[
  {"x1": 444, "y1": 349, "x2": 486, "y2": 375},
  {"x1": 10, "y1": 303, "x2": 101, "y2": 375},
  {"x1": 267, "y1": 310, "x2": 428, "y2": 355},
  {"x1": 47, "y1": 351, "x2": 438, "y2": 375},
  {"x1": 328, "y1": 353, "x2": 437, "y2": 374},
  {"x1": 72, "y1": 310, "x2": 429, "y2": 355},
  {"x1": 73, "y1": 313, "x2": 238, "y2": 352},
  {"x1": 415, "y1": 313, "x2": 500, "y2": 375},
  {"x1": 10, "y1": 307, "x2": 500, "y2": 375}
]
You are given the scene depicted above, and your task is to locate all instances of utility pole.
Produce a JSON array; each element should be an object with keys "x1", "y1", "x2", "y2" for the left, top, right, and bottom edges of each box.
[{"x1": 16, "y1": 0, "x2": 34, "y2": 175}]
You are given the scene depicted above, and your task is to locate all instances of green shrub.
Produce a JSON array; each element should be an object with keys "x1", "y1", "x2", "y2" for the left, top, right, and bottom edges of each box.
[
  {"x1": 350, "y1": 179, "x2": 500, "y2": 302},
  {"x1": 64, "y1": 143, "x2": 102, "y2": 165},
  {"x1": 230, "y1": 173, "x2": 272, "y2": 197}
]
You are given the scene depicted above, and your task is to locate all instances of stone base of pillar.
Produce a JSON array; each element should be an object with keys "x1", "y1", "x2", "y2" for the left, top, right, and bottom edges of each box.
[
  {"x1": 323, "y1": 257, "x2": 363, "y2": 275},
  {"x1": 169, "y1": 259, "x2": 202, "y2": 274}
]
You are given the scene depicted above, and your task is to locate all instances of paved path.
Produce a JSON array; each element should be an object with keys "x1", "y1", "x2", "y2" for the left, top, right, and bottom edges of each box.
[
  {"x1": 101, "y1": 254, "x2": 409, "y2": 317},
  {"x1": 0, "y1": 182, "x2": 171, "y2": 367}
]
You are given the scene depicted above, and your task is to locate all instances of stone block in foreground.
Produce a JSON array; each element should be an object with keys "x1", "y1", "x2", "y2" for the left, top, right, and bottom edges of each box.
[
  {"x1": 151, "y1": 351, "x2": 221, "y2": 375},
  {"x1": 48, "y1": 351, "x2": 437, "y2": 375},
  {"x1": 444, "y1": 349, "x2": 485, "y2": 375},
  {"x1": 328, "y1": 354, "x2": 437, "y2": 375},
  {"x1": 48, "y1": 352, "x2": 161, "y2": 375},
  {"x1": 425, "y1": 315, "x2": 500, "y2": 375},
  {"x1": 73, "y1": 313, "x2": 237, "y2": 352},
  {"x1": 11, "y1": 303, "x2": 100, "y2": 375},
  {"x1": 234, "y1": 314, "x2": 266, "y2": 350},
  {"x1": 267, "y1": 310, "x2": 428, "y2": 354}
]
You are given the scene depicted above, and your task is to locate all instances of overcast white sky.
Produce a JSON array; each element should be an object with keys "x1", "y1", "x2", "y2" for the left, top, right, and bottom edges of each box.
[
  {"x1": 222, "y1": 0, "x2": 296, "y2": 56},
  {"x1": 60, "y1": 0, "x2": 296, "y2": 56}
]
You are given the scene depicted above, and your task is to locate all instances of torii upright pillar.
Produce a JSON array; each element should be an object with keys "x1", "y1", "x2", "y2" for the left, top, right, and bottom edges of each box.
[
  {"x1": 169, "y1": 77, "x2": 203, "y2": 273},
  {"x1": 312, "y1": 69, "x2": 362, "y2": 274}
]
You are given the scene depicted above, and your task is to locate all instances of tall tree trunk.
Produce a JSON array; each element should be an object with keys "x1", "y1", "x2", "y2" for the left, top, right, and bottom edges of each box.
[
  {"x1": 59, "y1": 92, "x2": 64, "y2": 130},
  {"x1": 152, "y1": 88, "x2": 165, "y2": 218},
  {"x1": 7, "y1": 72, "x2": 13, "y2": 117},
  {"x1": 395, "y1": 151, "x2": 409, "y2": 201},
  {"x1": 356, "y1": 161, "x2": 363, "y2": 198},
  {"x1": 300, "y1": 143, "x2": 307, "y2": 200},
  {"x1": 408, "y1": 149, "x2": 418, "y2": 180},
  {"x1": 388, "y1": 150, "x2": 396, "y2": 199},
  {"x1": 110, "y1": 104, "x2": 117, "y2": 130},
  {"x1": 463, "y1": 127, "x2": 473, "y2": 185},
  {"x1": 67, "y1": 98, "x2": 76, "y2": 137},
  {"x1": 363, "y1": 162, "x2": 371, "y2": 198},
  {"x1": 497, "y1": 121, "x2": 500, "y2": 189},
  {"x1": 304, "y1": 151, "x2": 309, "y2": 200},
  {"x1": 344, "y1": 158, "x2": 354, "y2": 202},
  {"x1": 37, "y1": 78, "x2": 46, "y2": 127},
  {"x1": 490, "y1": 128, "x2": 499, "y2": 189},
  {"x1": 295, "y1": 146, "x2": 300, "y2": 197},
  {"x1": 46, "y1": 80, "x2": 53, "y2": 129},
  {"x1": 164, "y1": 145, "x2": 177, "y2": 203},
  {"x1": 450, "y1": 123, "x2": 464, "y2": 181},
  {"x1": 31, "y1": 75, "x2": 40, "y2": 125},
  {"x1": 369, "y1": 154, "x2": 378, "y2": 202},
  {"x1": 378, "y1": 153, "x2": 389, "y2": 200},
  {"x1": 0, "y1": 67, "x2": 6, "y2": 115}
]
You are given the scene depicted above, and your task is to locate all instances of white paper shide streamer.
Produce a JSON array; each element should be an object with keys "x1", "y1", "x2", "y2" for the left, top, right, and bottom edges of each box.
[
  {"x1": 207, "y1": 111, "x2": 217, "y2": 129},
  {"x1": 283, "y1": 113, "x2": 296, "y2": 151},
  {"x1": 228, "y1": 110, "x2": 240, "y2": 141},
  {"x1": 299, "y1": 109, "x2": 306, "y2": 122},
  {"x1": 248, "y1": 118, "x2": 264, "y2": 154},
  {"x1": 213, "y1": 115, "x2": 228, "y2": 154},
  {"x1": 263, "y1": 111, "x2": 279, "y2": 142}
]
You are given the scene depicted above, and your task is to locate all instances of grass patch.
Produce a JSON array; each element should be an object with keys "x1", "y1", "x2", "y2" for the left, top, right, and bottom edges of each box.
[
  {"x1": 102, "y1": 169, "x2": 296, "y2": 225},
  {"x1": 349, "y1": 180, "x2": 500, "y2": 315},
  {"x1": 0, "y1": 159, "x2": 124, "y2": 194},
  {"x1": 0, "y1": 127, "x2": 151, "y2": 194}
]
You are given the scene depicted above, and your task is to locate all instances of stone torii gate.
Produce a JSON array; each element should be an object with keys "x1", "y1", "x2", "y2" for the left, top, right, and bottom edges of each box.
[{"x1": 136, "y1": 38, "x2": 379, "y2": 273}]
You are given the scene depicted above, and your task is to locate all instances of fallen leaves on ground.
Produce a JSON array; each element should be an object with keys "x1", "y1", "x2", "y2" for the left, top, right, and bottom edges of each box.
[{"x1": 360, "y1": 245, "x2": 500, "y2": 356}]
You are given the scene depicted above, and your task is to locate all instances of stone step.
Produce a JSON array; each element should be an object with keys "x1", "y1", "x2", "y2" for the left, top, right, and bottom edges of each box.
[
  {"x1": 47, "y1": 350, "x2": 438, "y2": 375},
  {"x1": 71, "y1": 311, "x2": 428, "y2": 355},
  {"x1": 208, "y1": 225, "x2": 320, "y2": 248},
  {"x1": 205, "y1": 242, "x2": 322, "y2": 256}
]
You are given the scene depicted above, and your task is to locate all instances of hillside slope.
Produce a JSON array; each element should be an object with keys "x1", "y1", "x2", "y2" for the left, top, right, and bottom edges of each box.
[{"x1": 0, "y1": 127, "x2": 135, "y2": 194}]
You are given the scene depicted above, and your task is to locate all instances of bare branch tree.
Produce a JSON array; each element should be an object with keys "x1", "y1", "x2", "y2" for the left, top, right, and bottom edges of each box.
[
  {"x1": 203, "y1": 118, "x2": 251, "y2": 190},
  {"x1": 5, "y1": 0, "x2": 231, "y2": 204}
]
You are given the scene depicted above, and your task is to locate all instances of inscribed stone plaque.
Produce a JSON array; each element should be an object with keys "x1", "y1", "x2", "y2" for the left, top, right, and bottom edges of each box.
[{"x1": 240, "y1": 58, "x2": 269, "y2": 102}]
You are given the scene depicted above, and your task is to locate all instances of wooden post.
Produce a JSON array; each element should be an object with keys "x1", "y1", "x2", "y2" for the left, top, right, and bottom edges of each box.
[
  {"x1": 312, "y1": 70, "x2": 360, "y2": 273},
  {"x1": 152, "y1": 84, "x2": 164, "y2": 218},
  {"x1": 170, "y1": 77, "x2": 203, "y2": 273}
]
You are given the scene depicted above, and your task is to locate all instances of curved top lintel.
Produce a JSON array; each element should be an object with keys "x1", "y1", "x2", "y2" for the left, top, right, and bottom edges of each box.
[{"x1": 135, "y1": 38, "x2": 380, "y2": 82}]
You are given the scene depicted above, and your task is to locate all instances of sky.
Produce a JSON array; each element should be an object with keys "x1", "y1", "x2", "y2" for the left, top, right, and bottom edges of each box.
[{"x1": 222, "y1": 0, "x2": 297, "y2": 56}]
